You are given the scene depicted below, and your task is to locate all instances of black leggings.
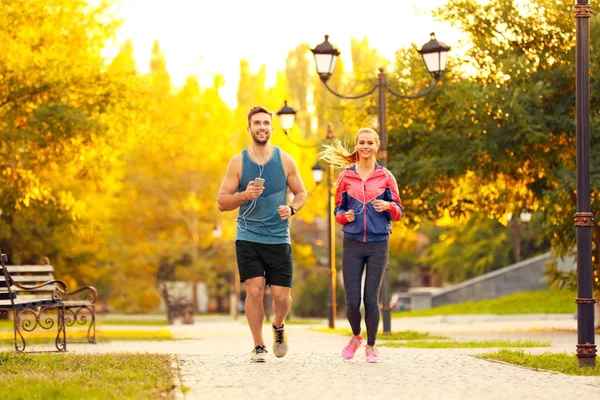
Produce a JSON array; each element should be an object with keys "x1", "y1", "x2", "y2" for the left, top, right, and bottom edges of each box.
[{"x1": 342, "y1": 238, "x2": 388, "y2": 346}]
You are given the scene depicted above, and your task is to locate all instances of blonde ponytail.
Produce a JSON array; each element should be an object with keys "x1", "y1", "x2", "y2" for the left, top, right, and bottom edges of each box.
[
  {"x1": 319, "y1": 128, "x2": 380, "y2": 168},
  {"x1": 319, "y1": 139, "x2": 358, "y2": 168}
]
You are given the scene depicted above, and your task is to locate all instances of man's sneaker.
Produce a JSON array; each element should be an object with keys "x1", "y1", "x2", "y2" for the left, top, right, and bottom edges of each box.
[
  {"x1": 272, "y1": 324, "x2": 289, "y2": 357},
  {"x1": 365, "y1": 345, "x2": 381, "y2": 363},
  {"x1": 251, "y1": 345, "x2": 268, "y2": 362},
  {"x1": 341, "y1": 334, "x2": 363, "y2": 360}
]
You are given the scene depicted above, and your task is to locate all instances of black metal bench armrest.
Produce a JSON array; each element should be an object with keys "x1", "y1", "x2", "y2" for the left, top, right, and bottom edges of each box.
[
  {"x1": 65, "y1": 286, "x2": 97, "y2": 303},
  {"x1": 10, "y1": 279, "x2": 68, "y2": 301}
]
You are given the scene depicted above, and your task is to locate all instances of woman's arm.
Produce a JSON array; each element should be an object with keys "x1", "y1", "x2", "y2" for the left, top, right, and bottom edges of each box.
[
  {"x1": 384, "y1": 170, "x2": 403, "y2": 221},
  {"x1": 334, "y1": 170, "x2": 349, "y2": 224}
]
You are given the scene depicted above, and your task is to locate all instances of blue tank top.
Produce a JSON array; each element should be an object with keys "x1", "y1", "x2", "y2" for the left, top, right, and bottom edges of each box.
[{"x1": 236, "y1": 147, "x2": 290, "y2": 244}]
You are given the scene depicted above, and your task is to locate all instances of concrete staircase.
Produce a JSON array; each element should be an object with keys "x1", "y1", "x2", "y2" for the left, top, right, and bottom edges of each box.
[{"x1": 409, "y1": 253, "x2": 553, "y2": 310}]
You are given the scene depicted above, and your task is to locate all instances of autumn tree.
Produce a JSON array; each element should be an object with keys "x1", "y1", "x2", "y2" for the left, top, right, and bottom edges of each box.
[
  {"x1": 0, "y1": 0, "x2": 129, "y2": 285},
  {"x1": 379, "y1": 0, "x2": 599, "y2": 290}
]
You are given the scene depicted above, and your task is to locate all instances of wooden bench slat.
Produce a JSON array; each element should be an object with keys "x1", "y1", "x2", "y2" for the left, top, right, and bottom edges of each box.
[
  {"x1": 0, "y1": 299, "x2": 60, "y2": 307},
  {"x1": 17, "y1": 292, "x2": 52, "y2": 300},
  {"x1": 63, "y1": 300, "x2": 93, "y2": 306},
  {"x1": 0, "y1": 287, "x2": 56, "y2": 293},
  {"x1": 6, "y1": 275, "x2": 55, "y2": 283},
  {"x1": 5, "y1": 266, "x2": 55, "y2": 273}
]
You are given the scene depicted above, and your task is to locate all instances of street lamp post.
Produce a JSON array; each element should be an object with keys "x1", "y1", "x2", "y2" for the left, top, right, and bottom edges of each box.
[
  {"x1": 310, "y1": 33, "x2": 450, "y2": 333},
  {"x1": 209, "y1": 224, "x2": 238, "y2": 320},
  {"x1": 507, "y1": 210, "x2": 532, "y2": 263},
  {"x1": 311, "y1": 161, "x2": 337, "y2": 329},
  {"x1": 574, "y1": 0, "x2": 596, "y2": 368},
  {"x1": 276, "y1": 103, "x2": 337, "y2": 328}
]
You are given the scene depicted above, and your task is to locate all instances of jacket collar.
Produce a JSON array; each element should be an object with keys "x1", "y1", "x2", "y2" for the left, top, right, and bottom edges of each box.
[
  {"x1": 347, "y1": 164, "x2": 384, "y2": 179},
  {"x1": 349, "y1": 164, "x2": 382, "y2": 172}
]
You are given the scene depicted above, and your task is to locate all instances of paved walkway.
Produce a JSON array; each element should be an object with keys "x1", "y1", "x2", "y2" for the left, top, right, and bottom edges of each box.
[{"x1": 58, "y1": 315, "x2": 599, "y2": 400}]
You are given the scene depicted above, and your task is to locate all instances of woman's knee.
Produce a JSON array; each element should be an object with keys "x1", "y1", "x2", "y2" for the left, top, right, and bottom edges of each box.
[
  {"x1": 364, "y1": 298, "x2": 379, "y2": 311},
  {"x1": 345, "y1": 297, "x2": 361, "y2": 311}
]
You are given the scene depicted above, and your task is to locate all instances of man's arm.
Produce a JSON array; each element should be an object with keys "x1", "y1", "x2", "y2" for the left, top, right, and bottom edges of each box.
[{"x1": 217, "y1": 155, "x2": 262, "y2": 212}]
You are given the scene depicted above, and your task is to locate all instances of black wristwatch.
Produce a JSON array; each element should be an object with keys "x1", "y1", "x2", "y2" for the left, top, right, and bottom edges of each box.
[{"x1": 289, "y1": 205, "x2": 296, "y2": 216}]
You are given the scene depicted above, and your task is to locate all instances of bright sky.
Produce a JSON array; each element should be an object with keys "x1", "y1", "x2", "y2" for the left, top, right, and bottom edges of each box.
[{"x1": 103, "y1": 0, "x2": 465, "y2": 108}]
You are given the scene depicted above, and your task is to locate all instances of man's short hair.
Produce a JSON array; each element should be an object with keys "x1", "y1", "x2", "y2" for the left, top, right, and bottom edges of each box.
[{"x1": 247, "y1": 106, "x2": 272, "y2": 127}]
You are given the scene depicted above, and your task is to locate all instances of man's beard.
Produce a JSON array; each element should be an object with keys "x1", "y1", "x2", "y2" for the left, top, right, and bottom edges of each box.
[{"x1": 252, "y1": 131, "x2": 270, "y2": 144}]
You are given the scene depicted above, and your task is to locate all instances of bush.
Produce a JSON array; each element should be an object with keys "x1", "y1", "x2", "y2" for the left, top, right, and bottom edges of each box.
[{"x1": 293, "y1": 271, "x2": 345, "y2": 318}]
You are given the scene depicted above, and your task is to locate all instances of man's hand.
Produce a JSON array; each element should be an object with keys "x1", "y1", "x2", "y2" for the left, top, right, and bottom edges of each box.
[
  {"x1": 345, "y1": 210, "x2": 355, "y2": 222},
  {"x1": 372, "y1": 200, "x2": 391, "y2": 212},
  {"x1": 244, "y1": 181, "x2": 264, "y2": 201},
  {"x1": 278, "y1": 205, "x2": 292, "y2": 220}
]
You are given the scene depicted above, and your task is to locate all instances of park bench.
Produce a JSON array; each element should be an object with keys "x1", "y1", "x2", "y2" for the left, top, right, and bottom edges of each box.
[
  {"x1": 0, "y1": 252, "x2": 67, "y2": 352},
  {"x1": 0, "y1": 251, "x2": 98, "y2": 351},
  {"x1": 17, "y1": 257, "x2": 98, "y2": 344},
  {"x1": 160, "y1": 282, "x2": 193, "y2": 325}
]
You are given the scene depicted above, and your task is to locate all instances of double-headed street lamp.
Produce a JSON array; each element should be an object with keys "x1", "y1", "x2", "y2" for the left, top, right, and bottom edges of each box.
[
  {"x1": 574, "y1": 0, "x2": 596, "y2": 368},
  {"x1": 276, "y1": 103, "x2": 337, "y2": 328},
  {"x1": 310, "y1": 33, "x2": 451, "y2": 334}
]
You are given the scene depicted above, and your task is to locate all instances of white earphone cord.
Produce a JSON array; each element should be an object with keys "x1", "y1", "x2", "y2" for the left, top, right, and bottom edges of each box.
[
  {"x1": 237, "y1": 147, "x2": 268, "y2": 231},
  {"x1": 354, "y1": 163, "x2": 373, "y2": 215}
]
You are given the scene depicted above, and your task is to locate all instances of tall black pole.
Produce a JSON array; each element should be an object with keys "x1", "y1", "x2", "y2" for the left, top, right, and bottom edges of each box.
[
  {"x1": 325, "y1": 124, "x2": 337, "y2": 329},
  {"x1": 377, "y1": 67, "x2": 392, "y2": 334},
  {"x1": 574, "y1": 0, "x2": 596, "y2": 368},
  {"x1": 327, "y1": 160, "x2": 337, "y2": 328},
  {"x1": 512, "y1": 219, "x2": 522, "y2": 263}
]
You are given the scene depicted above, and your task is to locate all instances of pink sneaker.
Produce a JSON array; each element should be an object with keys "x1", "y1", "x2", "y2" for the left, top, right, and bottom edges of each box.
[
  {"x1": 341, "y1": 334, "x2": 363, "y2": 360},
  {"x1": 365, "y1": 345, "x2": 381, "y2": 363}
]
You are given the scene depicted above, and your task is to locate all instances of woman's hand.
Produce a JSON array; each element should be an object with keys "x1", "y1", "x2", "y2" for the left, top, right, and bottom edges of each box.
[
  {"x1": 372, "y1": 200, "x2": 390, "y2": 213},
  {"x1": 345, "y1": 210, "x2": 355, "y2": 222}
]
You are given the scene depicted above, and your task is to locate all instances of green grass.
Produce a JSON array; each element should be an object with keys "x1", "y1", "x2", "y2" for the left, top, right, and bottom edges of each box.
[
  {"x1": 381, "y1": 330, "x2": 448, "y2": 340},
  {"x1": 314, "y1": 327, "x2": 551, "y2": 348},
  {"x1": 260, "y1": 318, "x2": 324, "y2": 325},
  {"x1": 0, "y1": 320, "x2": 14, "y2": 329},
  {"x1": 394, "y1": 289, "x2": 577, "y2": 317},
  {"x1": 527, "y1": 327, "x2": 600, "y2": 334},
  {"x1": 381, "y1": 339, "x2": 551, "y2": 349},
  {"x1": 0, "y1": 328, "x2": 174, "y2": 347},
  {"x1": 97, "y1": 319, "x2": 170, "y2": 326},
  {"x1": 0, "y1": 352, "x2": 176, "y2": 399},
  {"x1": 282, "y1": 318, "x2": 324, "y2": 325},
  {"x1": 0, "y1": 337, "x2": 175, "y2": 347},
  {"x1": 477, "y1": 349, "x2": 600, "y2": 376},
  {"x1": 0, "y1": 319, "x2": 170, "y2": 329},
  {"x1": 313, "y1": 327, "x2": 447, "y2": 340}
]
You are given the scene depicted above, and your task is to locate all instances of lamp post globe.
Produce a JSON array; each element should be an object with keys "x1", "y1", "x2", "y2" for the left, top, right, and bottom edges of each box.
[
  {"x1": 276, "y1": 101, "x2": 297, "y2": 133},
  {"x1": 519, "y1": 211, "x2": 532, "y2": 223},
  {"x1": 310, "y1": 35, "x2": 340, "y2": 82},
  {"x1": 212, "y1": 224, "x2": 223, "y2": 239},
  {"x1": 311, "y1": 162, "x2": 324, "y2": 185},
  {"x1": 418, "y1": 32, "x2": 451, "y2": 79}
]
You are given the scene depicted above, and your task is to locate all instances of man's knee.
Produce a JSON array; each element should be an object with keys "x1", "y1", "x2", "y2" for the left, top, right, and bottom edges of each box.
[
  {"x1": 270, "y1": 287, "x2": 291, "y2": 304},
  {"x1": 246, "y1": 285, "x2": 264, "y2": 300},
  {"x1": 272, "y1": 293, "x2": 291, "y2": 305}
]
